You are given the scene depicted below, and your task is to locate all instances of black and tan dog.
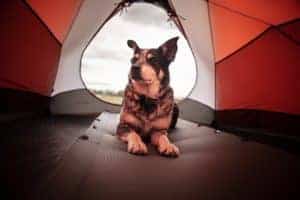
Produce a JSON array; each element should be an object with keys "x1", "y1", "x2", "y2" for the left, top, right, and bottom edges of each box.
[{"x1": 117, "y1": 37, "x2": 180, "y2": 157}]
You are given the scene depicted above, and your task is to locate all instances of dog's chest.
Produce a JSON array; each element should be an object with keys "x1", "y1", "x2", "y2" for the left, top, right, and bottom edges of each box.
[
  {"x1": 122, "y1": 85, "x2": 173, "y2": 134},
  {"x1": 137, "y1": 97, "x2": 171, "y2": 133},
  {"x1": 138, "y1": 95, "x2": 158, "y2": 114}
]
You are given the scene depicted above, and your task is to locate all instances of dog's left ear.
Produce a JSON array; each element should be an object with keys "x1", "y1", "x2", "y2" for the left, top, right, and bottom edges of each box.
[
  {"x1": 159, "y1": 37, "x2": 179, "y2": 62},
  {"x1": 127, "y1": 40, "x2": 140, "y2": 52}
]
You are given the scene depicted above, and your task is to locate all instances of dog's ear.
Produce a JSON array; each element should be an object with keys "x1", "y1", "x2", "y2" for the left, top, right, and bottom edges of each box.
[
  {"x1": 127, "y1": 40, "x2": 140, "y2": 52},
  {"x1": 159, "y1": 37, "x2": 179, "y2": 62}
]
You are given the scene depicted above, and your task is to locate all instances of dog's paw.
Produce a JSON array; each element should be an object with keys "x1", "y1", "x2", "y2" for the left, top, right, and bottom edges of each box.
[
  {"x1": 158, "y1": 143, "x2": 180, "y2": 157},
  {"x1": 128, "y1": 138, "x2": 148, "y2": 155}
]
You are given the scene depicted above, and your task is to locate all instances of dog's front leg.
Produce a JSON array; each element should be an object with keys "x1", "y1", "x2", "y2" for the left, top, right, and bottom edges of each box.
[
  {"x1": 117, "y1": 124, "x2": 148, "y2": 155},
  {"x1": 126, "y1": 131, "x2": 148, "y2": 155},
  {"x1": 151, "y1": 131, "x2": 180, "y2": 157}
]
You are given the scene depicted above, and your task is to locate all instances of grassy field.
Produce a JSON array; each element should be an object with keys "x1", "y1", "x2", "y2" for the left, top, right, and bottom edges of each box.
[{"x1": 94, "y1": 94, "x2": 123, "y2": 105}]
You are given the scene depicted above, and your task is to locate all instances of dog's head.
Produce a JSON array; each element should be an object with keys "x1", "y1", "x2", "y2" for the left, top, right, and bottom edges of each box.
[{"x1": 127, "y1": 37, "x2": 179, "y2": 98}]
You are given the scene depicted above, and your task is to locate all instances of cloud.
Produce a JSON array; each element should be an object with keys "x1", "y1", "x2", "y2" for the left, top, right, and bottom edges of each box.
[
  {"x1": 120, "y1": 3, "x2": 176, "y2": 30},
  {"x1": 84, "y1": 47, "x2": 128, "y2": 62}
]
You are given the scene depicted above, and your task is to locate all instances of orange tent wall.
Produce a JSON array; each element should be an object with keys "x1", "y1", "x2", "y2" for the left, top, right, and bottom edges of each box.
[
  {"x1": 216, "y1": 28, "x2": 300, "y2": 115},
  {"x1": 26, "y1": 0, "x2": 83, "y2": 42},
  {"x1": 209, "y1": 0, "x2": 300, "y2": 134},
  {"x1": 210, "y1": 0, "x2": 300, "y2": 25},
  {"x1": 209, "y1": 0, "x2": 300, "y2": 62},
  {"x1": 215, "y1": 25, "x2": 300, "y2": 135},
  {"x1": 209, "y1": 3, "x2": 268, "y2": 62},
  {"x1": 0, "y1": 0, "x2": 61, "y2": 96},
  {"x1": 279, "y1": 20, "x2": 300, "y2": 44}
]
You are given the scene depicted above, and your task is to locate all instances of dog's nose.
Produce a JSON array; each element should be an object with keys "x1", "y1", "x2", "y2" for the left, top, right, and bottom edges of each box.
[
  {"x1": 131, "y1": 66, "x2": 142, "y2": 80},
  {"x1": 132, "y1": 64, "x2": 140, "y2": 68}
]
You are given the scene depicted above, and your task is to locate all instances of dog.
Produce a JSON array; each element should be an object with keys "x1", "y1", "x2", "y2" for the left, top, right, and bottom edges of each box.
[{"x1": 117, "y1": 37, "x2": 180, "y2": 157}]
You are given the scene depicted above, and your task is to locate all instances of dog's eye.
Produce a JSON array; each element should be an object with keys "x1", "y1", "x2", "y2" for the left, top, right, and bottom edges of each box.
[
  {"x1": 131, "y1": 57, "x2": 137, "y2": 63},
  {"x1": 131, "y1": 53, "x2": 139, "y2": 63},
  {"x1": 147, "y1": 53, "x2": 153, "y2": 59},
  {"x1": 147, "y1": 54, "x2": 156, "y2": 63}
]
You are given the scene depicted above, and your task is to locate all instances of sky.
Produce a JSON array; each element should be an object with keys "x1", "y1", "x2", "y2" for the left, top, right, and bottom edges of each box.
[{"x1": 81, "y1": 3, "x2": 196, "y2": 100}]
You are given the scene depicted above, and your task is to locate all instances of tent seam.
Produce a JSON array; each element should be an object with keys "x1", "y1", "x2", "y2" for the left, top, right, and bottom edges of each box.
[
  {"x1": 61, "y1": 0, "x2": 85, "y2": 44},
  {"x1": 216, "y1": 18, "x2": 300, "y2": 64},
  {"x1": 21, "y1": 0, "x2": 62, "y2": 45},
  {"x1": 215, "y1": 27, "x2": 271, "y2": 64}
]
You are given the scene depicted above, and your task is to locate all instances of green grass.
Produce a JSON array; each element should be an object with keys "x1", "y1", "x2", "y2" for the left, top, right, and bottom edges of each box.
[{"x1": 94, "y1": 94, "x2": 123, "y2": 105}]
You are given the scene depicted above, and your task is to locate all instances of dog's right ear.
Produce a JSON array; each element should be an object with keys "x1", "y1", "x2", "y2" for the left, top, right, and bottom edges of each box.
[{"x1": 127, "y1": 40, "x2": 140, "y2": 52}]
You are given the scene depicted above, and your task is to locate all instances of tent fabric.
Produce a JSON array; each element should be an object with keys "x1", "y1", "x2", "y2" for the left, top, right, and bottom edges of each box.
[
  {"x1": 210, "y1": 0, "x2": 300, "y2": 25},
  {"x1": 215, "y1": 109, "x2": 300, "y2": 137},
  {"x1": 50, "y1": 89, "x2": 120, "y2": 115},
  {"x1": 279, "y1": 19, "x2": 300, "y2": 44},
  {"x1": 171, "y1": 0, "x2": 215, "y2": 107},
  {"x1": 0, "y1": 88, "x2": 50, "y2": 123},
  {"x1": 0, "y1": 0, "x2": 61, "y2": 96},
  {"x1": 0, "y1": 0, "x2": 299, "y2": 136},
  {"x1": 209, "y1": 3, "x2": 268, "y2": 62},
  {"x1": 207, "y1": 1, "x2": 300, "y2": 133},
  {"x1": 26, "y1": 0, "x2": 83, "y2": 43},
  {"x1": 215, "y1": 24, "x2": 300, "y2": 135},
  {"x1": 216, "y1": 28, "x2": 300, "y2": 115},
  {"x1": 52, "y1": 0, "x2": 117, "y2": 96},
  {"x1": 208, "y1": 0, "x2": 300, "y2": 61}
]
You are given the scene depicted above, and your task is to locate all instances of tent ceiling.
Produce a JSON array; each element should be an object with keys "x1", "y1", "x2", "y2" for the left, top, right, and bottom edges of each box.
[
  {"x1": 279, "y1": 20, "x2": 300, "y2": 44},
  {"x1": 210, "y1": 0, "x2": 300, "y2": 25},
  {"x1": 26, "y1": 0, "x2": 83, "y2": 42},
  {"x1": 24, "y1": 0, "x2": 300, "y2": 59},
  {"x1": 0, "y1": 0, "x2": 61, "y2": 96},
  {"x1": 209, "y1": 3, "x2": 268, "y2": 62},
  {"x1": 209, "y1": 0, "x2": 300, "y2": 62}
]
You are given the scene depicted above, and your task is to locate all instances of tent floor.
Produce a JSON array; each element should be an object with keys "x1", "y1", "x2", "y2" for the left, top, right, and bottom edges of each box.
[{"x1": 1, "y1": 113, "x2": 300, "y2": 200}]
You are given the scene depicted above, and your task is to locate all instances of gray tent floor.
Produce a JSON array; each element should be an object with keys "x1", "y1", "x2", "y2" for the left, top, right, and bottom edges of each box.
[{"x1": 2, "y1": 113, "x2": 300, "y2": 200}]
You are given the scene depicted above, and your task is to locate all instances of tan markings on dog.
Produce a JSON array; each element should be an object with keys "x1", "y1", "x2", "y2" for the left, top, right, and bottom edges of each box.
[
  {"x1": 148, "y1": 87, "x2": 173, "y2": 119},
  {"x1": 141, "y1": 64, "x2": 156, "y2": 81},
  {"x1": 147, "y1": 80, "x2": 161, "y2": 98},
  {"x1": 150, "y1": 115, "x2": 172, "y2": 131},
  {"x1": 121, "y1": 112, "x2": 142, "y2": 128},
  {"x1": 146, "y1": 52, "x2": 153, "y2": 59},
  {"x1": 127, "y1": 131, "x2": 148, "y2": 155},
  {"x1": 132, "y1": 79, "x2": 161, "y2": 99},
  {"x1": 121, "y1": 110, "x2": 172, "y2": 136},
  {"x1": 151, "y1": 131, "x2": 179, "y2": 157},
  {"x1": 158, "y1": 70, "x2": 164, "y2": 80},
  {"x1": 123, "y1": 87, "x2": 140, "y2": 112}
]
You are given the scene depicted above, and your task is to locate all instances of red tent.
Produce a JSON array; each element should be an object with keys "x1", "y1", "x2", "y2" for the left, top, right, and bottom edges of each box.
[
  {"x1": 1, "y1": 1, "x2": 300, "y2": 199},
  {"x1": 1, "y1": 0, "x2": 299, "y2": 136}
]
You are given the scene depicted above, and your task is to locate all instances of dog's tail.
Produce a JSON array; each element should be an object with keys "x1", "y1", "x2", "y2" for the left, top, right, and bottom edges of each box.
[{"x1": 169, "y1": 103, "x2": 179, "y2": 131}]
